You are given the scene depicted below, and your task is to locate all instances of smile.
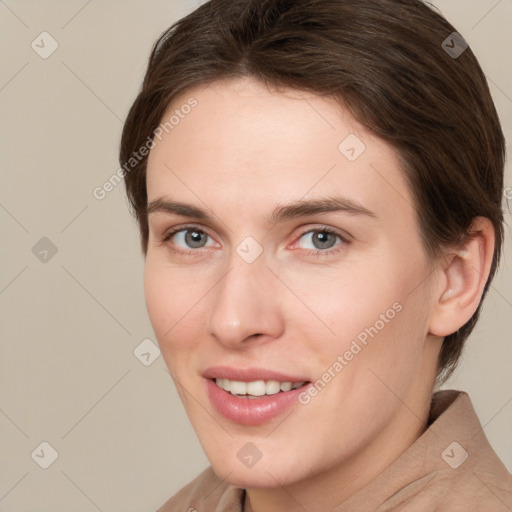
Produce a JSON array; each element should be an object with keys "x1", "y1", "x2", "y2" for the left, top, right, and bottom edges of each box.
[{"x1": 214, "y1": 378, "x2": 306, "y2": 398}]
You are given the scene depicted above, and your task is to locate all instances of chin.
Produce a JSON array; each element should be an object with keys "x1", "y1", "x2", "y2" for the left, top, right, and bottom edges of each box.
[
  {"x1": 209, "y1": 456, "x2": 311, "y2": 489},
  {"x1": 220, "y1": 468, "x2": 290, "y2": 489}
]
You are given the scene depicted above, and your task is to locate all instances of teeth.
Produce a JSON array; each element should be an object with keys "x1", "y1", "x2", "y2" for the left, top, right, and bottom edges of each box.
[
  {"x1": 265, "y1": 380, "x2": 281, "y2": 395},
  {"x1": 246, "y1": 380, "x2": 266, "y2": 396},
  {"x1": 280, "y1": 382, "x2": 292, "y2": 392},
  {"x1": 215, "y1": 378, "x2": 305, "y2": 397},
  {"x1": 217, "y1": 378, "x2": 231, "y2": 392},
  {"x1": 229, "y1": 380, "x2": 247, "y2": 395}
]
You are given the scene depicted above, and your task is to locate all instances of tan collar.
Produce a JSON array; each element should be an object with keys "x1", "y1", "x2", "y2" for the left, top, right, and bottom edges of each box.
[{"x1": 336, "y1": 389, "x2": 511, "y2": 511}]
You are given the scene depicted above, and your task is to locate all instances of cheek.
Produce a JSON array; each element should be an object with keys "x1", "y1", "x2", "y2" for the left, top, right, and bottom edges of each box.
[
  {"x1": 289, "y1": 253, "x2": 427, "y2": 372},
  {"x1": 282, "y1": 263, "x2": 398, "y2": 349},
  {"x1": 143, "y1": 260, "x2": 170, "y2": 337},
  {"x1": 143, "y1": 258, "x2": 205, "y2": 360}
]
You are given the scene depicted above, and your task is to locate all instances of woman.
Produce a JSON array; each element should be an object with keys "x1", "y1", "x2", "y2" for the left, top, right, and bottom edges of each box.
[{"x1": 119, "y1": 0, "x2": 512, "y2": 510}]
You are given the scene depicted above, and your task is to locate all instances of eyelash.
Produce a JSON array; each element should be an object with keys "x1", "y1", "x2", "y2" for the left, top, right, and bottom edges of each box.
[{"x1": 158, "y1": 224, "x2": 350, "y2": 257}]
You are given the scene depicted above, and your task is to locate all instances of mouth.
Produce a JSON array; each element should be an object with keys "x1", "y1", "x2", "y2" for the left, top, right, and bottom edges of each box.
[
  {"x1": 203, "y1": 368, "x2": 312, "y2": 425},
  {"x1": 213, "y1": 378, "x2": 308, "y2": 398}
]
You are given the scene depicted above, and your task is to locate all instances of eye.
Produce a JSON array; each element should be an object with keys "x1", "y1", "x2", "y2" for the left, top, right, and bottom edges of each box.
[
  {"x1": 158, "y1": 224, "x2": 349, "y2": 257},
  {"x1": 160, "y1": 225, "x2": 217, "y2": 253},
  {"x1": 294, "y1": 227, "x2": 349, "y2": 255}
]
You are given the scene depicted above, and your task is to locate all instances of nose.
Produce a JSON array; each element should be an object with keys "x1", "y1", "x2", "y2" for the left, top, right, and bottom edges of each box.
[{"x1": 206, "y1": 255, "x2": 285, "y2": 349}]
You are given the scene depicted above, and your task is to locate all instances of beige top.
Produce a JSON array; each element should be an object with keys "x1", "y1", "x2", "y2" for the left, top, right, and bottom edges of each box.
[{"x1": 157, "y1": 390, "x2": 512, "y2": 511}]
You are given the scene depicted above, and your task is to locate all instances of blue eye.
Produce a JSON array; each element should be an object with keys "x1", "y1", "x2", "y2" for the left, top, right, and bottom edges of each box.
[
  {"x1": 297, "y1": 229, "x2": 342, "y2": 251},
  {"x1": 161, "y1": 226, "x2": 216, "y2": 252},
  {"x1": 160, "y1": 225, "x2": 349, "y2": 258}
]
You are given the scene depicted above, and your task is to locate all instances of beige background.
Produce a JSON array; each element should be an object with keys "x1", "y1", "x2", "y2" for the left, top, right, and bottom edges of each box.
[{"x1": 1, "y1": 1, "x2": 511, "y2": 510}]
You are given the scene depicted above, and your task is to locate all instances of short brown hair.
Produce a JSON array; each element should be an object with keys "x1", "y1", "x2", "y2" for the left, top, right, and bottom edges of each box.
[{"x1": 119, "y1": 0, "x2": 506, "y2": 383}]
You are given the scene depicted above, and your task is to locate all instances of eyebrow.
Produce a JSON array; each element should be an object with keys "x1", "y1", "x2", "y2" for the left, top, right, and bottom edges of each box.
[{"x1": 146, "y1": 196, "x2": 377, "y2": 225}]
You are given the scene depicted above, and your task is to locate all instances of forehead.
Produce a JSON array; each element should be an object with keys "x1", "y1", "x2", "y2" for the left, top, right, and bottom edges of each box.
[{"x1": 146, "y1": 77, "x2": 415, "y2": 228}]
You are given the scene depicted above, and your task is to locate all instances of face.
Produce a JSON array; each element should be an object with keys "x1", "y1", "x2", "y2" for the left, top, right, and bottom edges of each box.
[{"x1": 144, "y1": 77, "x2": 441, "y2": 489}]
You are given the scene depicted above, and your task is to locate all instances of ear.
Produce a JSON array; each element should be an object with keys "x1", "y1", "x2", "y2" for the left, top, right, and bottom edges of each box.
[{"x1": 428, "y1": 217, "x2": 496, "y2": 337}]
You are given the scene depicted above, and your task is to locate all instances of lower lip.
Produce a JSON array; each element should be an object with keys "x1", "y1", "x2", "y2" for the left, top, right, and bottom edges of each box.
[{"x1": 205, "y1": 378, "x2": 309, "y2": 426}]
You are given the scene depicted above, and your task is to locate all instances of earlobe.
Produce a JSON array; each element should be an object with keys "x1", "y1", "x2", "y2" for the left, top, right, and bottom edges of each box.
[{"x1": 428, "y1": 217, "x2": 495, "y2": 337}]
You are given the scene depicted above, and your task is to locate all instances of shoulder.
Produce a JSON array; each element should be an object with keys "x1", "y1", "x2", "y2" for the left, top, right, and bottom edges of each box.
[
  {"x1": 401, "y1": 390, "x2": 512, "y2": 511},
  {"x1": 156, "y1": 466, "x2": 244, "y2": 512},
  {"x1": 353, "y1": 390, "x2": 512, "y2": 511}
]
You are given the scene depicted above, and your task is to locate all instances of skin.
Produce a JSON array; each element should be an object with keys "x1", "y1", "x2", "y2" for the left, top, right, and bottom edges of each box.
[{"x1": 143, "y1": 77, "x2": 495, "y2": 512}]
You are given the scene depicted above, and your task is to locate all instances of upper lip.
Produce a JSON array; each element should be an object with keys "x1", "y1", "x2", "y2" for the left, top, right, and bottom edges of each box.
[{"x1": 203, "y1": 366, "x2": 309, "y2": 383}]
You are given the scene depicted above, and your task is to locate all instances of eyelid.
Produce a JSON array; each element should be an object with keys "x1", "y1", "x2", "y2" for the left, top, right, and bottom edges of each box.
[
  {"x1": 158, "y1": 222, "x2": 351, "y2": 256},
  {"x1": 159, "y1": 223, "x2": 219, "y2": 246},
  {"x1": 290, "y1": 224, "x2": 351, "y2": 244}
]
